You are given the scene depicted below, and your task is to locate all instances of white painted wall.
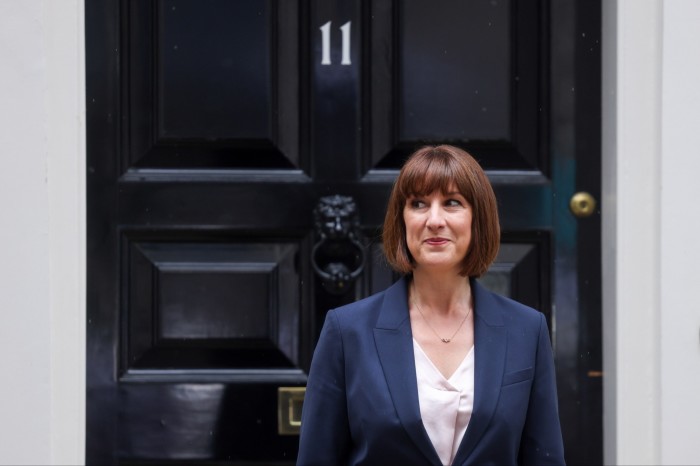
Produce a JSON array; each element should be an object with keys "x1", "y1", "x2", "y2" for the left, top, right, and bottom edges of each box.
[
  {"x1": 0, "y1": 1, "x2": 85, "y2": 465},
  {"x1": 0, "y1": 0, "x2": 698, "y2": 464},
  {"x1": 0, "y1": 1, "x2": 51, "y2": 462},
  {"x1": 603, "y1": 0, "x2": 700, "y2": 464}
]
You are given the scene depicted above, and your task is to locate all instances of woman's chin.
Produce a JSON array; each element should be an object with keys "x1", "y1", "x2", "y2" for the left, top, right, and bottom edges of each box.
[{"x1": 413, "y1": 260, "x2": 462, "y2": 275}]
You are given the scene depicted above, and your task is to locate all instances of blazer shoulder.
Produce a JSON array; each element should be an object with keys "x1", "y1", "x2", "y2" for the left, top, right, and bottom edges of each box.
[
  {"x1": 329, "y1": 276, "x2": 408, "y2": 330},
  {"x1": 329, "y1": 286, "x2": 388, "y2": 326}
]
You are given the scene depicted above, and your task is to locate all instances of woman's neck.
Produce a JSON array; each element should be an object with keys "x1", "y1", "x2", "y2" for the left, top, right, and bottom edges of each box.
[{"x1": 410, "y1": 268, "x2": 472, "y2": 317}]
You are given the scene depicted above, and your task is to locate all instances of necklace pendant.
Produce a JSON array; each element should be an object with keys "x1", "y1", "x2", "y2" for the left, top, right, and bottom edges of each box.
[{"x1": 441, "y1": 338, "x2": 451, "y2": 343}]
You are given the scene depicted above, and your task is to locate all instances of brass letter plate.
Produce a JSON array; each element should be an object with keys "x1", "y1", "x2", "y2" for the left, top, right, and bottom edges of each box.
[{"x1": 278, "y1": 387, "x2": 305, "y2": 435}]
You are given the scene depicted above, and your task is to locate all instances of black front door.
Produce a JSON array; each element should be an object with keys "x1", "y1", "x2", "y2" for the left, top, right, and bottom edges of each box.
[{"x1": 86, "y1": 0, "x2": 601, "y2": 464}]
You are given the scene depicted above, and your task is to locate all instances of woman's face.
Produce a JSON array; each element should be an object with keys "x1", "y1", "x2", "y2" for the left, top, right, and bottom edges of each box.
[{"x1": 403, "y1": 185, "x2": 473, "y2": 273}]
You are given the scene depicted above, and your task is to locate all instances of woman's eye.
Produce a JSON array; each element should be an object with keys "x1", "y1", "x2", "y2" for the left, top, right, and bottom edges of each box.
[
  {"x1": 410, "y1": 199, "x2": 426, "y2": 209},
  {"x1": 446, "y1": 199, "x2": 462, "y2": 207}
]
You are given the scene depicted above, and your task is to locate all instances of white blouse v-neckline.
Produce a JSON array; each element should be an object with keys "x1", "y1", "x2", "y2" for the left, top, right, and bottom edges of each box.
[{"x1": 413, "y1": 339, "x2": 475, "y2": 466}]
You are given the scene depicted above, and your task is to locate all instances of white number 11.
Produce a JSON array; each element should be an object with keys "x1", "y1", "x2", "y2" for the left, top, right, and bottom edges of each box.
[{"x1": 320, "y1": 21, "x2": 351, "y2": 66}]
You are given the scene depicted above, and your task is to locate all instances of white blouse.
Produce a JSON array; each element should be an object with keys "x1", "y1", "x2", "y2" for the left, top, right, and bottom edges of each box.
[{"x1": 413, "y1": 340, "x2": 475, "y2": 466}]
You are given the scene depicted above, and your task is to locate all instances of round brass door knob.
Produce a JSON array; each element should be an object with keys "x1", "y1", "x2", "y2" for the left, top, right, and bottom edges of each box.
[{"x1": 570, "y1": 192, "x2": 597, "y2": 218}]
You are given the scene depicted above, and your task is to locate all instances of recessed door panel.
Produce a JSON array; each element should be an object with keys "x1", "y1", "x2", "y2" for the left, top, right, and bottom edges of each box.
[
  {"x1": 399, "y1": 1, "x2": 511, "y2": 141},
  {"x1": 159, "y1": 1, "x2": 272, "y2": 141}
]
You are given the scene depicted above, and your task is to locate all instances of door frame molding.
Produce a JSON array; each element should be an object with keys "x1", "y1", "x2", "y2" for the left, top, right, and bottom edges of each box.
[
  {"x1": 602, "y1": 1, "x2": 662, "y2": 464},
  {"x1": 48, "y1": 0, "x2": 86, "y2": 463},
  {"x1": 603, "y1": 1, "x2": 700, "y2": 464},
  {"x1": 3, "y1": 0, "x2": 88, "y2": 464}
]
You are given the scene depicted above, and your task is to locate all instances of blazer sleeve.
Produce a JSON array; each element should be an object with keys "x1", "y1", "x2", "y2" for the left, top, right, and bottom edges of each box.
[
  {"x1": 297, "y1": 310, "x2": 351, "y2": 465},
  {"x1": 518, "y1": 313, "x2": 566, "y2": 465}
]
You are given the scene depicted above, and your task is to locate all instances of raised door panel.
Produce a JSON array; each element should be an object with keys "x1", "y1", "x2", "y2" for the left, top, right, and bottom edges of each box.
[
  {"x1": 367, "y1": 0, "x2": 547, "y2": 173},
  {"x1": 123, "y1": 240, "x2": 304, "y2": 374},
  {"x1": 125, "y1": 0, "x2": 302, "y2": 170}
]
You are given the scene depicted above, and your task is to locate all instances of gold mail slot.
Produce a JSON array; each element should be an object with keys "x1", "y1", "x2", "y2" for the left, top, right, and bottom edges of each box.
[{"x1": 278, "y1": 387, "x2": 305, "y2": 435}]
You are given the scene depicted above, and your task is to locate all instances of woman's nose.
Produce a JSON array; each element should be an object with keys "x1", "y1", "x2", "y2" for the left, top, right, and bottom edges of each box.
[{"x1": 426, "y1": 204, "x2": 445, "y2": 229}]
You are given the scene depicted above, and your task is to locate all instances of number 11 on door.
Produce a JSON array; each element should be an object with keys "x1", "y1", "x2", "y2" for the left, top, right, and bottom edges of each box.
[{"x1": 320, "y1": 21, "x2": 351, "y2": 66}]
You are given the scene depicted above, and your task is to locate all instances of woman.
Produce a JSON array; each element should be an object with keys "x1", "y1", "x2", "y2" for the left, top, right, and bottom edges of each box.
[{"x1": 298, "y1": 145, "x2": 564, "y2": 465}]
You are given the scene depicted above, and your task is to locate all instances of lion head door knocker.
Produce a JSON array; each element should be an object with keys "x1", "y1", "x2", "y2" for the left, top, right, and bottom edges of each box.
[{"x1": 312, "y1": 195, "x2": 366, "y2": 295}]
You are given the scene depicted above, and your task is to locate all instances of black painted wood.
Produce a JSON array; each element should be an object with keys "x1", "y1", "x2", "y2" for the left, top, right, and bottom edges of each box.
[
  {"x1": 366, "y1": 0, "x2": 548, "y2": 173},
  {"x1": 125, "y1": 0, "x2": 301, "y2": 169},
  {"x1": 87, "y1": 0, "x2": 601, "y2": 463}
]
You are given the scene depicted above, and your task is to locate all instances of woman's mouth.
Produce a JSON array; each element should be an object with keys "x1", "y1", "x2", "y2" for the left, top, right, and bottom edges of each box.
[{"x1": 424, "y1": 237, "x2": 449, "y2": 245}]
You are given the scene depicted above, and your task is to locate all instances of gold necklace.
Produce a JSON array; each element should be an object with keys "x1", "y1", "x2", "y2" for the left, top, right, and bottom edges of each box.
[{"x1": 411, "y1": 286, "x2": 472, "y2": 343}]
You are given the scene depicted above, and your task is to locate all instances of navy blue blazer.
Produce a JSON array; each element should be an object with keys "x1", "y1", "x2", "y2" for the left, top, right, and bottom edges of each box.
[{"x1": 297, "y1": 277, "x2": 564, "y2": 466}]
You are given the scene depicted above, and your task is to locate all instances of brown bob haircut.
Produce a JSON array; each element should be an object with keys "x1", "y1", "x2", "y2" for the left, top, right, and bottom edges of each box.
[{"x1": 382, "y1": 145, "x2": 500, "y2": 278}]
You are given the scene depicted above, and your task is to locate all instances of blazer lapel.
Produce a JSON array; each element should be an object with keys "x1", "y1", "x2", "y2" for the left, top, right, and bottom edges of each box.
[
  {"x1": 452, "y1": 279, "x2": 507, "y2": 465},
  {"x1": 373, "y1": 277, "x2": 442, "y2": 466}
]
